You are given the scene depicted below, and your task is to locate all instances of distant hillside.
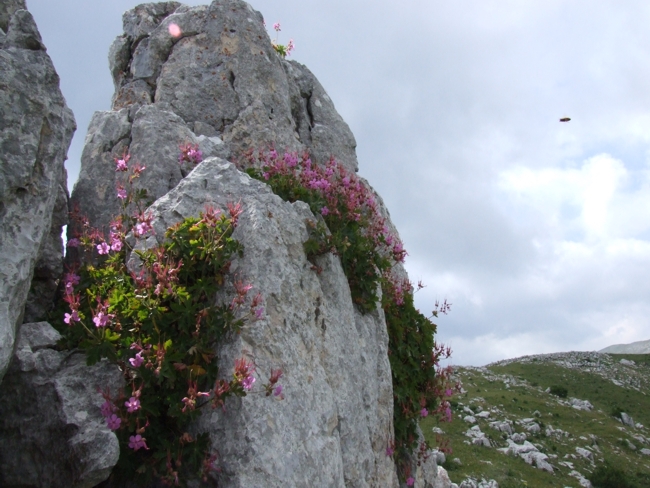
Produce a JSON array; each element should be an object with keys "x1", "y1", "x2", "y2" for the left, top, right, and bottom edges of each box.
[
  {"x1": 420, "y1": 351, "x2": 650, "y2": 487},
  {"x1": 600, "y1": 339, "x2": 650, "y2": 354}
]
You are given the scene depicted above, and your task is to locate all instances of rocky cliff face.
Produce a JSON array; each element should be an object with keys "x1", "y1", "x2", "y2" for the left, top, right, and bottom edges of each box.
[
  {"x1": 68, "y1": 1, "x2": 400, "y2": 485},
  {"x1": 0, "y1": 2, "x2": 75, "y2": 382},
  {"x1": 0, "y1": 1, "x2": 453, "y2": 486},
  {"x1": 69, "y1": 0, "x2": 358, "y2": 245}
]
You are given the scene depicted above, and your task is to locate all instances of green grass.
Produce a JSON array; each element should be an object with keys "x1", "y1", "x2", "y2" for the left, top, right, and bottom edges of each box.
[{"x1": 420, "y1": 354, "x2": 650, "y2": 487}]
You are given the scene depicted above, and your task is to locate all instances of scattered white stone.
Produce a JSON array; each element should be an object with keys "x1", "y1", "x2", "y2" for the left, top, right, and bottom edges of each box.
[
  {"x1": 621, "y1": 412, "x2": 636, "y2": 428},
  {"x1": 620, "y1": 358, "x2": 635, "y2": 366},
  {"x1": 489, "y1": 420, "x2": 513, "y2": 436},
  {"x1": 521, "y1": 451, "x2": 554, "y2": 473},
  {"x1": 476, "y1": 411, "x2": 491, "y2": 419},
  {"x1": 575, "y1": 447, "x2": 594, "y2": 463},
  {"x1": 463, "y1": 415, "x2": 477, "y2": 424},
  {"x1": 463, "y1": 406, "x2": 474, "y2": 415},
  {"x1": 432, "y1": 427, "x2": 445, "y2": 435},
  {"x1": 465, "y1": 426, "x2": 491, "y2": 447},
  {"x1": 570, "y1": 398, "x2": 594, "y2": 411},
  {"x1": 525, "y1": 423, "x2": 541, "y2": 434},
  {"x1": 640, "y1": 448, "x2": 650, "y2": 456},
  {"x1": 569, "y1": 470, "x2": 593, "y2": 488},
  {"x1": 510, "y1": 432, "x2": 527, "y2": 443},
  {"x1": 498, "y1": 439, "x2": 538, "y2": 456},
  {"x1": 626, "y1": 439, "x2": 637, "y2": 451}
]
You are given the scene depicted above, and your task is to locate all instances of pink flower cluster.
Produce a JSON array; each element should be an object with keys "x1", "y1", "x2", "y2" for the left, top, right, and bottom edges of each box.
[
  {"x1": 179, "y1": 142, "x2": 203, "y2": 165},
  {"x1": 233, "y1": 357, "x2": 256, "y2": 391},
  {"x1": 257, "y1": 150, "x2": 406, "y2": 264},
  {"x1": 101, "y1": 400, "x2": 122, "y2": 431},
  {"x1": 63, "y1": 272, "x2": 81, "y2": 325}
]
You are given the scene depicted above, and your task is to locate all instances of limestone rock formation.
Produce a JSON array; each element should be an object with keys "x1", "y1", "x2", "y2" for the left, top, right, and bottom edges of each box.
[
  {"x1": 125, "y1": 158, "x2": 398, "y2": 486},
  {"x1": 599, "y1": 338, "x2": 650, "y2": 354},
  {"x1": 0, "y1": 3, "x2": 75, "y2": 381},
  {"x1": 59, "y1": 1, "x2": 451, "y2": 487},
  {"x1": 69, "y1": 0, "x2": 358, "y2": 242},
  {"x1": 0, "y1": 322, "x2": 123, "y2": 488}
]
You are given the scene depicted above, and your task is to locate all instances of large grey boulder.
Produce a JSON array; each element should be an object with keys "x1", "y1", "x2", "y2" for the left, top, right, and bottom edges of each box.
[
  {"x1": 69, "y1": 0, "x2": 357, "y2": 241},
  {"x1": 130, "y1": 158, "x2": 399, "y2": 487},
  {"x1": 0, "y1": 322, "x2": 123, "y2": 488},
  {"x1": 0, "y1": 5, "x2": 75, "y2": 381}
]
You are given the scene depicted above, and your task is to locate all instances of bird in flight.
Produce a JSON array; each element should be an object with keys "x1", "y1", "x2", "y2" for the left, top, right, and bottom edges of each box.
[{"x1": 559, "y1": 117, "x2": 571, "y2": 122}]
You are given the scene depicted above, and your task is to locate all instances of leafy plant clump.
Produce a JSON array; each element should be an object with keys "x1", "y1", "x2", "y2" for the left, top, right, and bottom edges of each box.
[
  {"x1": 549, "y1": 385, "x2": 568, "y2": 398},
  {"x1": 243, "y1": 149, "x2": 456, "y2": 480},
  {"x1": 55, "y1": 149, "x2": 281, "y2": 485},
  {"x1": 268, "y1": 21, "x2": 294, "y2": 58}
]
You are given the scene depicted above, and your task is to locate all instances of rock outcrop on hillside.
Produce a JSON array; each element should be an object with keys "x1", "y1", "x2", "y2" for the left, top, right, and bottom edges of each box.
[
  {"x1": 0, "y1": 3, "x2": 75, "y2": 382},
  {"x1": 0, "y1": 1, "x2": 452, "y2": 486},
  {"x1": 600, "y1": 338, "x2": 650, "y2": 354}
]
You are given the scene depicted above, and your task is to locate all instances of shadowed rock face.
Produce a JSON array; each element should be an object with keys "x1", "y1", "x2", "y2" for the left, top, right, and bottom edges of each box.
[
  {"x1": 69, "y1": 0, "x2": 357, "y2": 243},
  {"x1": 0, "y1": 322, "x2": 123, "y2": 488},
  {"x1": 0, "y1": 5, "x2": 75, "y2": 382}
]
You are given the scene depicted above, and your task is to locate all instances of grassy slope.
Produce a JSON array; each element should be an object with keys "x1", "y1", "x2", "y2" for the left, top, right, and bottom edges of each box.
[{"x1": 419, "y1": 353, "x2": 650, "y2": 487}]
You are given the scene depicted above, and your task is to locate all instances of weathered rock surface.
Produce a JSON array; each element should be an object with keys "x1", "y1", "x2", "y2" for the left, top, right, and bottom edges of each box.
[
  {"x1": 128, "y1": 158, "x2": 399, "y2": 486},
  {"x1": 70, "y1": 0, "x2": 358, "y2": 242},
  {"x1": 0, "y1": 4, "x2": 75, "y2": 381},
  {"x1": 0, "y1": 322, "x2": 123, "y2": 488},
  {"x1": 600, "y1": 338, "x2": 650, "y2": 354}
]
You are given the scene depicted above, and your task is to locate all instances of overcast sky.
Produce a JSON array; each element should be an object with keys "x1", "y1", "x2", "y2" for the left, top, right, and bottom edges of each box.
[{"x1": 26, "y1": 0, "x2": 650, "y2": 365}]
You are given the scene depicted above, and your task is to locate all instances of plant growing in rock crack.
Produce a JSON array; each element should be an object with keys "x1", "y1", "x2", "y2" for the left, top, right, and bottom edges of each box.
[
  {"x1": 266, "y1": 21, "x2": 294, "y2": 58},
  {"x1": 54, "y1": 151, "x2": 282, "y2": 486},
  {"x1": 243, "y1": 148, "x2": 458, "y2": 481}
]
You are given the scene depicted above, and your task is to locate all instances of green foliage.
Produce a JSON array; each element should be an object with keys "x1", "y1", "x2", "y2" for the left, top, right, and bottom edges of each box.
[
  {"x1": 53, "y1": 152, "x2": 281, "y2": 486},
  {"x1": 244, "y1": 149, "x2": 455, "y2": 479},
  {"x1": 590, "y1": 463, "x2": 636, "y2": 488},
  {"x1": 549, "y1": 385, "x2": 568, "y2": 398},
  {"x1": 56, "y1": 208, "x2": 249, "y2": 484}
]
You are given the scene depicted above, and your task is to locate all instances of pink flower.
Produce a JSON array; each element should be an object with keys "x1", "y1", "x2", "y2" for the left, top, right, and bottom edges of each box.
[
  {"x1": 128, "y1": 434, "x2": 149, "y2": 451},
  {"x1": 273, "y1": 384, "x2": 283, "y2": 396},
  {"x1": 116, "y1": 187, "x2": 127, "y2": 200},
  {"x1": 93, "y1": 311, "x2": 113, "y2": 328},
  {"x1": 63, "y1": 311, "x2": 80, "y2": 324},
  {"x1": 97, "y1": 242, "x2": 110, "y2": 255},
  {"x1": 420, "y1": 408, "x2": 429, "y2": 417},
  {"x1": 386, "y1": 446, "x2": 394, "y2": 457},
  {"x1": 242, "y1": 375, "x2": 256, "y2": 391},
  {"x1": 406, "y1": 477, "x2": 415, "y2": 486},
  {"x1": 273, "y1": 22, "x2": 281, "y2": 31},
  {"x1": 286, "y1": 39, "x2": 294, "y2": 55},
  {"x1": 135, "y1": 221, "x2": 152, "y2": 237},
  {"x1": 125, "y1": 397, "x2": 141, "y2": 413},
  {"x1": 445, "y1": 389, "x2": 453, "y2": 397},
  {"x1": 168, "y1": 23, "x2": 182, "y2": 38},
  {"x1": 66, "y1": 238, "x2": 80, "y2": 248},
  {"x1": 115, "y1": 158, "x2": 128, "y2": 172},
  {"x1": 254, "y1": 307, "x2": 264, "y2": 319},
  {"x1": 320, "y1": 206, "x2": 329, "y2": 216},
  {"x1": 129, "y1": 352, "x2": 144, "y2": 368},
  {"x1": 100, "y1": 400, "x2": 114, "y2": 418},
  {"x1": 106, "y1": 414, "x2": 121, "y2": 430},
  {"x1": 110, "y1": 238, "x2": 122, "y2": 252}
]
